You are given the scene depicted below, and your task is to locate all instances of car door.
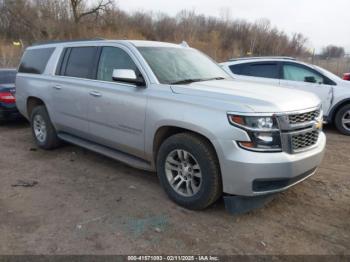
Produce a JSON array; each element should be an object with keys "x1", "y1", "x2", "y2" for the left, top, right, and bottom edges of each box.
[
  {"x1": 228, "y1": 62, "x2": 280, "y2": 85},
  {"x1": 51, "y1": 46, "x2": 99, "y2": 138},
  {"x1": 279, "y1": 62, "x2": 333, "y2": 114},
  {"x1": 87, "y1": 46, "x2": 147, "y2": 159}
]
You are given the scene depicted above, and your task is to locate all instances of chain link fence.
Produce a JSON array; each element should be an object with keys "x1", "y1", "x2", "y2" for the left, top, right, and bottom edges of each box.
[{"x1": 300, "y1": 55, "x2": 350, "y2": 77}]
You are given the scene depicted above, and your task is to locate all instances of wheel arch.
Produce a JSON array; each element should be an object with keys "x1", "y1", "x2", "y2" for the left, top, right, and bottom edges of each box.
[
  {"x1": 328, "y1": 98, "x2": 350, "y2": 123},
  {"x1": 152, "y1": 125, "x2": 220, "y2": 168},
  {"x1": 26, "y1": 96, "x2": 45, "y2": 119}
]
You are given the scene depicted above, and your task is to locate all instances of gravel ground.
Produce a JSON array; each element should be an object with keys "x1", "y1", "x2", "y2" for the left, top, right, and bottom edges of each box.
[{"x1": 0, "y1": 120, "x2": 349, "y2": 255}]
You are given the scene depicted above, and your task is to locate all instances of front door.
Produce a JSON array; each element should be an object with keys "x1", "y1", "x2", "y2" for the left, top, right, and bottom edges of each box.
[
  {"x1": 87, "y1": 46, "x2": 148, "y2": 158},
  {"x1": 279, "y1": 62, "x2": 333, "y2": 114}
]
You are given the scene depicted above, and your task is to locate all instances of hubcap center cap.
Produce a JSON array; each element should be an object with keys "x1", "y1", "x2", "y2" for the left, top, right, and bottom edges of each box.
[{"x1": 181, "y1": 164, "x2": 192, "y2": 176}]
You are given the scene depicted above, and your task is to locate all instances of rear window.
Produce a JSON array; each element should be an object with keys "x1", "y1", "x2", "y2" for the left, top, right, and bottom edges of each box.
[
  {"x1": 0, "y1": 70, "x2": 16, "y2": 84},
  {"x1": 230, "y1": 63, "x2": 279, "y2": 79},
  {"x1": 18, "y1": 48, "x2": 55, "y2": 74},
  {"x1": 64, "y1": 47, "x2": 97, "y2": 79}
]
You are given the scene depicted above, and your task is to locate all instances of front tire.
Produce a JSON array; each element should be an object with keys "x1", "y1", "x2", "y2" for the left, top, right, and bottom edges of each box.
[
  {"x1": 31, "y1": 106, "x2": 61, "y2": 149},
  {"x1": 334, "y1": 104, "x2": 350, "y2": 135},
  {"x1": 156, "y1": 133, "x2": 222, "y2": 210}
]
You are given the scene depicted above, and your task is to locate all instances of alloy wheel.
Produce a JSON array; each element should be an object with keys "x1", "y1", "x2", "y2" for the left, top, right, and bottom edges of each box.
[
  {"x1": 165, "y1": 149, "x2": 202, "y2": 197},
  {"x1": 341, "y1": 110, "x2": 350, "y2": 132},
  {"x1": 33, "y1": 114, "x2": 47, "y2": 143}
]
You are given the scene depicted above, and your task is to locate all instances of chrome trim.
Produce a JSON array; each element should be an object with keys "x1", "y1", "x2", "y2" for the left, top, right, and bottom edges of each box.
[
  {"x1": 227, "y1": 105, "x2": 321, "y2": 117},
  {"x1": 229, "y1": 106, "x2": 322, "y2": 154},
  {"x1": 280, "y1": 127, "x2": 320, "y2": 154}
]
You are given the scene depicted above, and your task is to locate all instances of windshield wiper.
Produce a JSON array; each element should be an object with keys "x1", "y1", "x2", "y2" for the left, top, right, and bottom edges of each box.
[
  {"x1": 170, "y1": 77, "x2": 226, "y2": 85},
  {"x1": 204, "y1": 77, "x2": 226, "y2": 81},
  {"x1": 170, "y1": 78, "x2": 204, "y2": 85}
]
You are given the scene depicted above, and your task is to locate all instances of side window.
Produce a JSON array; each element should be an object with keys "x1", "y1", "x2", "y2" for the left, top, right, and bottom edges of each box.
[
  {"x1": 64, "y1": 47, "x2": 97, "y2": 79},
  {"x1": 18, "y1": 48, "x2": 55, "y2": 74},
  {"x1": 233, "y1": 63, "x2": 279, "y2": 79},
  {"x1": 283, "y1": 64, "x2": 324, "y2": 84},
  {"x1": 97, "y1": 47, "x2": 139, "y2": 82},
  {"x1": 229, "y1": 64, "x2": 244, "y2": 75}
]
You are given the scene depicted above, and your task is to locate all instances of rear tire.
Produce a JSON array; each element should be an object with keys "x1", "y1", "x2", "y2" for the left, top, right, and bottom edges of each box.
[
  {"x1": 30, "y1": 106, "x2": 61, "y2": 149},
  {"x1": 156, "y1": 133, "x2": 222, "y2": 210},
  {"x1": 334, "y1": 104, "x2": 350, "y2": 135}
]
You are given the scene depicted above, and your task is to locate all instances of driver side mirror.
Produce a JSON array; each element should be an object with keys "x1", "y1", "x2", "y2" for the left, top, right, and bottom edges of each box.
[
  {"x1": 112, "y1": 69, "x2": 145, "y2": 86},
  {"x1": 304, "y1": 76, "x2": 317, "y2": 83}
]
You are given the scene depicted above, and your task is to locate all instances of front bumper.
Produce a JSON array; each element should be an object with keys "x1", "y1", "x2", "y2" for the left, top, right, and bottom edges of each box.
[
  {"x1": 215, "y1": 132, "x2": 326, "y2": 196},
  {"x1": 0, "y1": 103, "x2": 21, "y2": 120}
]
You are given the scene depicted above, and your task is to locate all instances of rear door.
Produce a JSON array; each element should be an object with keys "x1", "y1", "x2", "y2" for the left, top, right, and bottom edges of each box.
[
  {"x1": 87, "y1": 45, "x2": 148, "y2": 158},
  {"x1": 51, "y1": 46, "x2": 99, "y2": 138},
  {"x1": 228, "y1": 62, "x2": 281, "y2": 85},
  {"x1": 279, "y1": 62, "x2": 333, "y2": 114}
]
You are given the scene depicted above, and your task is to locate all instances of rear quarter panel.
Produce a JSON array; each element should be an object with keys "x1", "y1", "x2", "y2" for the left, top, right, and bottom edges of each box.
[{"x1": 15, "y1": 46, "x2": 62, "y2": 121}]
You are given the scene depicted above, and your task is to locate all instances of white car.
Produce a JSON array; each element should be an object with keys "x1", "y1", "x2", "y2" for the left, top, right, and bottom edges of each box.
[{"x1": 221, "y1": 57, "x2": 350, "y2": 135}]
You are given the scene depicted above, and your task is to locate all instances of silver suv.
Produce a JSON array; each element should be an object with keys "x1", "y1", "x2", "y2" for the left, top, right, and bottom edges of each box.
[{"x1": 15, "y1": 40, "x2": 326, "y2": 212}]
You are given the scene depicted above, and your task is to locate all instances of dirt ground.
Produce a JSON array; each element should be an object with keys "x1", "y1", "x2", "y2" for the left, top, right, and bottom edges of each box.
[{"x1": 0, "y1": 120, "x2": 349, "y2": 255}]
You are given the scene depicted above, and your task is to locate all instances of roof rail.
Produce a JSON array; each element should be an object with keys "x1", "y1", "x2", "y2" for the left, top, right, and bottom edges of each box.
[
  {"x1": 32, "y1": 38, "x2": 105, "y2": 46},
  {"x1": 229, "y1": 56, "x2": 296, "y2": 61}
]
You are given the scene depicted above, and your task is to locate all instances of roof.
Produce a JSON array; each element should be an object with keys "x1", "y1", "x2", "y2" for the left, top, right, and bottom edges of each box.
[
  {"x1": 29, "y1": 39, "x2": 184, "y2": 49},
  {"x1": 128, "y1": 40, "x2": 183, "y2": 48},
  {"x1": 220, "y1": 56, "x2": 299, "y2": 66},
  {"x1": 229, "y1": 56, "x2": 296, "y2": 62}
]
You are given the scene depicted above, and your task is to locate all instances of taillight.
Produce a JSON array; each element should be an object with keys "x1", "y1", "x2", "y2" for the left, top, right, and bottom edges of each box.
[
  {"x1": 0, "y1": 92, "x2": 16, "y2": 103},
  {"x1": 344, "y1": 73, "x2": 350, "y2": 81}
]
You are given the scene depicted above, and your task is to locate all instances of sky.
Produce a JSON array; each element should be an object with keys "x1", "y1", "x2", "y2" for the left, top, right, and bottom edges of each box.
[{"x1": 116, "y1": 0, "x2": 350, "y2": 53}]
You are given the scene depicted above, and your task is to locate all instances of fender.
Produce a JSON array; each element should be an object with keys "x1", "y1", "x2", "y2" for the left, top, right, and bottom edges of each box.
[{"x1": 327, "y1": 98, "x2": 350, "y2": 123}]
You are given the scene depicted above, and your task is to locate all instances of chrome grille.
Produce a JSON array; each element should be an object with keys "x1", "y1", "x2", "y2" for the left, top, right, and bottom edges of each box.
[
  {"x1": 288, "y1": 110, "x2": 320, "y2": 124},
  {"x1": 291, "y1": 130, "x2": 319, "y2": 151}
]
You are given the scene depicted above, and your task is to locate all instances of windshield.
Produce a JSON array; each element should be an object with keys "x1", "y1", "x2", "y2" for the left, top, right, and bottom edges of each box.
[
  {"x1": 0, "y1": 70, "x2": 16, "y2": 84},
  {"x1": 138, "y1": 47, "x2": 229, "y2": 84}
]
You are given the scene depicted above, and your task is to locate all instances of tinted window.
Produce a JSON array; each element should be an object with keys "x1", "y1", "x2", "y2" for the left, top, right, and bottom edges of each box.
[
  {"x1": 65, "y1": 47, "x2": 97, "y2": 79},
  {"x1": 229, "y1": 64, "x2": 244, "y2": 74},
  {"x1": 230, "y1": 63, "x2": 279, "y2": 79},
  {"x1": 18, "y1": 48, "x2": 55, "y2": 74},
  {"x1": 283, "y1": 64, "x2": 324, "y2": 84},
  {"x1": 97, "y1": 47, "x2": 139, "y2": 82},
  {"x1": 0, "y1": 70, "x2": 16, "y2": 84}
]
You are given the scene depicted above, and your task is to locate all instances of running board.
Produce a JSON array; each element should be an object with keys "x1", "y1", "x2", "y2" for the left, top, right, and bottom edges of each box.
[{"x1": 58, "y1": 133, "x2": 153, "y2": 171}]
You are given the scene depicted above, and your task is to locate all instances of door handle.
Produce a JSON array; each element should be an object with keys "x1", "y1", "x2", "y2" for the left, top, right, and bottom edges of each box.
[
  {"x1": 53, "y1": 84, "x2": 62, "y2": 90},
  {"x1": 89, "y1": 91, "x2": 102, "y2": 97}
]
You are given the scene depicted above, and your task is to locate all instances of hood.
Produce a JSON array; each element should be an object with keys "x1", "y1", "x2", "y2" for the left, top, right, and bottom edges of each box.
[{"x1": 171, "y1": 79, "x2": 321, "y2": 113}]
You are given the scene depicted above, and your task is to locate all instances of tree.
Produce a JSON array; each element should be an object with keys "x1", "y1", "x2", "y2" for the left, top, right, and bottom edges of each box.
[
  {"x1": 321, "y1": 45, "x2": 345, "y2": 59},
  {"x1": 70, "y1": 0, "x2": 112, "y2": 24}
]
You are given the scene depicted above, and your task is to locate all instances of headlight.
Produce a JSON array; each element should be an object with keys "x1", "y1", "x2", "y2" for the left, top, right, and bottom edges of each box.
[
  {"x1": 228, "y1": 115, "x2": 278, "y2": 130},
  {"x1": 228, "y1": 114, "x2": 282, "y2": 152}
]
